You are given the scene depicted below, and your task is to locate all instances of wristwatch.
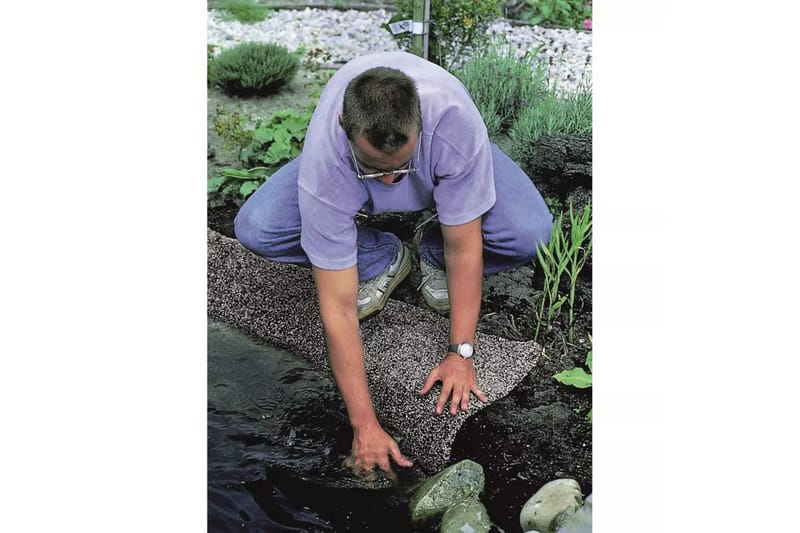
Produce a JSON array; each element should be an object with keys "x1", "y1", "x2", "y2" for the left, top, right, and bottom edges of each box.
[{"x1": 448, "y1": 342, "x2": 474, "y2": 359}]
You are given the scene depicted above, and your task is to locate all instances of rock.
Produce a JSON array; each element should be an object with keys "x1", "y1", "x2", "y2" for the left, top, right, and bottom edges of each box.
[
  {"x1": 410, "y1": 459, "x2": 485, "y2": 528},
  {"x1": 555, "y1": 493, "x2": 592, "y2": 533},
  {"x1": 440, "y1": 498, "x2": 493, "y2": 533},
  {"x1": 519, "y1": 479, "x2": 583, "y2": 533}
]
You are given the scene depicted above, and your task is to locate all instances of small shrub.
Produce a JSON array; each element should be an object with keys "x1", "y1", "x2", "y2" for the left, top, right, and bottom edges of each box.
[
  {"x1": 388, "y1": 0, "x2": 502, "y2": 70},
  {"x1": 217, "y1": 0, "x2": 270, "y2": 24},
  {"x1": 209, "y1": 42, "x2": 300, "y2": 97},
  {"x1": 520, "y1": 0, "x2": 591, "y2": 29},
  {"x1": 213, "y1": 108, "x2": 251, "y2": 153},
  {"x1": 452, "y1": 47, "x2": 546, "y2": 140}
]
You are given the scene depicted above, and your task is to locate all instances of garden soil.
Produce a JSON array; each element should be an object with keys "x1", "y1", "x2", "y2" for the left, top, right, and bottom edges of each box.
[{"x1": 207, "y1": 74, "x2": 592, "y2": 532}]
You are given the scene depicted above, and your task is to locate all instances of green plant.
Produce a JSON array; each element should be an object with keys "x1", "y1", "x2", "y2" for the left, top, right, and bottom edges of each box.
[
  {"x1": 521, "y1": 0, "x2": 591, "y2": 29},
  {"x1": 208, "y1": 108, "x2": 312, "y2": 206},
  {"x1": 217, "y1": 0, "x2": 270, "y2": 24},
  {"x1": 388, "y1": 0, "x2": 502, "y2": 70},
  {"x1": 544, "y1": 196, "x2": 563, "y2": 213},
  {"x1": 208, "y1": 167, "x2": 272, "y2": 207},
  {"x1": 209, "y1": 42, "x2": 300, "y2": 97},
  {"x1": 553, "y1": 340, "x2": 592, "y2": 421},
  {"x1": 507, "y1": 78, "x2": 592, "y2": 167},
  {"x1": 534, "y1": 199, "x2": 592, "y2": 342},
  {"x1": 213, "y1": 108, "x2": 251, "y2": 153},
  {"x1": 240, "y1": 108, "x2": 311, "y2": 167},
  {"x1": 452, "y1": 46, "x2": 546, "y2": 140}
]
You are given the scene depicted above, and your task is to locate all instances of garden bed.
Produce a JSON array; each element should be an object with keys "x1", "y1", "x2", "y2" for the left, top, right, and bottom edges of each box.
[{"x1": 207, "y1": 68, "x2": 592, "y2": 530}]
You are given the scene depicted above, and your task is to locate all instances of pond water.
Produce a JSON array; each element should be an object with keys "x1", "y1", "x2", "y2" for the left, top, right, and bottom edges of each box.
[{"x1": 208, "y1": 320, "x2": 426, "y2": 532}]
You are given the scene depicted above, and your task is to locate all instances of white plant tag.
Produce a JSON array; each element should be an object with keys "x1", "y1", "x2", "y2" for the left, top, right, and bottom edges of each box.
[{"x1": 388, "y1": 19, "x2": 412, "y2": 35}]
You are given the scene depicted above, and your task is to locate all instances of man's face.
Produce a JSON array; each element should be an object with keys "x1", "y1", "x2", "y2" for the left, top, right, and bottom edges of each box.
[{"x1": 350, "y1": 131, "x2": 420, "y2": 185}]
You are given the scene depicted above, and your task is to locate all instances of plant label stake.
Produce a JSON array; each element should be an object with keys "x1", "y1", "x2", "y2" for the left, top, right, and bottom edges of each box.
[{"x1": 388, "y1": 0, "x2": 431, "y2": 60}]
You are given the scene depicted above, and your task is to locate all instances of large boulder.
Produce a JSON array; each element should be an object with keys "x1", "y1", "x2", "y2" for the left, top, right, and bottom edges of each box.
[
  {"x1": 440, "y1": 498, "x2": 493, "y2": 533},
  {"x1": 520, "y1": 478, "x2": 583, "y2": 533},
  {"x1": 556, "y1": 493, "x2": 592, "y2": 533},
  {"x1": 410, "y1": 459, "x2": 485, "y2": 528}
]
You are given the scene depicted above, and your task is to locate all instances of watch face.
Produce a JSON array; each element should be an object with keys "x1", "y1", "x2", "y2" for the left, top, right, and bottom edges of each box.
[{"x1": 459, "y1": 343, "x2": 474, "y2": 358}]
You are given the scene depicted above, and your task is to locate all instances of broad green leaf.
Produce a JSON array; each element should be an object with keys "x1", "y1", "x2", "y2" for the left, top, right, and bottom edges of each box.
[
  {"x1": 240, "y1": 145, "x2": 255, "y2": 163},
  {"x1": 553, "y1": 367, "x2": 592, "y2": 388},
  {"x1": 272, "y1": 127, "x2": 291, "y2": 147},
  {"x1": 253, "y1": 127, "x2": 275, "y2": 143},
  {"x1": 586, "y1": 350, "x2": 592, "y2": 372},
  {"x1": 239, "y1": 180, "x2": 261, "y2": 198},
  {"x1": 272, "y1": 109, "x2": 295, "y2": 119},
  {"x1": 587, "y1": 408, "x2": 592, "y2": 423},
  {"x1": 283, "y1": 115, "x2": 309, "y2": 134},
  {"x1": 207, "y1": 175, "x2": 227, "y2": 193},
  {"x1": 263, "y1": 140, "x2": 292, "y2": 164}
]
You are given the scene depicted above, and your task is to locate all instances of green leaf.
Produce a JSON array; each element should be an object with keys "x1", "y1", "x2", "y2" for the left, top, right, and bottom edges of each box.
[
  {"x1": 239, "y1": 180, "x2": 261, "y2": 198},
  {"x1": 221, "y1": 168, "x2": 252, "y2": 178},
  {"x1": 553, "y1": 367, "x2": 592, "y2": 388},
  {"x1": 586, "y1": 350, "x2": 592, "y2": 372},
  {"x1": 272, "y1": 109, "x2": 296, "y2": 120},
  {"x1": 282, "y1": 115, "x2": 309, "y2": 135},
  {"x1": 253, "y1": 127, "x2": 275, "y2": 144},
  {"x1": 221, "y1": 182, "x2": 239, "y2": 195},
  {"x1": 587, "y1": 408, "x2": 592, "y2": 423},
  {"x1": 240, "y1": 144, "x2": 255, "y2": 163},
  {"x1": 207, "y1": 175, "x2": 227, "y2": 193}
]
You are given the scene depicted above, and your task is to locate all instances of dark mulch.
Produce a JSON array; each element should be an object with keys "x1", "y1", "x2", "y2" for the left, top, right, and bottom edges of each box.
[{"x1": 208, "y1": 187, "x2": 592, "y2": 532}]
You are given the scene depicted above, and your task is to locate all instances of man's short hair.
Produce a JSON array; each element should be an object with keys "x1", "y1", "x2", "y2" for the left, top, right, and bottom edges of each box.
[{"x1": 342, "y1": 66, "x2": 422, "y2": 153}]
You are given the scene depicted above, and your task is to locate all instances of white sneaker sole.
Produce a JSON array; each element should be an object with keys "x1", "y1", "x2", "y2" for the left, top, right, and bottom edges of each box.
[{"x1": 357, "y1": 245, "x2": 412, "y2": 320}]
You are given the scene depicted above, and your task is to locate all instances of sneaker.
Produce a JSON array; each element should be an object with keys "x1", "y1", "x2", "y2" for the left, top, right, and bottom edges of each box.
[
  {"x1": 357, "y1": 243, "x2": 412, "y2": 320},
  {"x1": 418, "y1": 257, "x2": 450, "y2": 314},
  {"x1": 412, "y1": 209, "x2": 439, "y2": 251}
]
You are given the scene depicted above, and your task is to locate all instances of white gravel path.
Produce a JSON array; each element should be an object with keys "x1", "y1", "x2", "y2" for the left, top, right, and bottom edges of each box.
[{"x1": 208, "y1": 8, "x2": 592, "y2": 93}]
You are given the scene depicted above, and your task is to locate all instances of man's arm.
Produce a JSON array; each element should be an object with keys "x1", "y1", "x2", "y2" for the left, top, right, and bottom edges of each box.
[
  {"x1": 419, "y1": 217, "x2": 489, "y2": 414},
  {"x1": 312, "y1": 265, "x2": 412, "y2": 476}
]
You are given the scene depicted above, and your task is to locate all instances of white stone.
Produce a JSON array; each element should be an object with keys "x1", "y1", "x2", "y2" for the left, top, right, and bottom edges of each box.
[
  {"x1": 519, "y1": 479, "x2": 583, "y2": 533},
  {"x1": 207, "y1": 9, "x2": 592, "y2": 95}
]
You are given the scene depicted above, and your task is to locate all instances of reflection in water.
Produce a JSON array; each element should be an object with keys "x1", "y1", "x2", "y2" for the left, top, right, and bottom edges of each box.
[{"x1": 208, "y1": 321, "x2": 420, "y2": 531}]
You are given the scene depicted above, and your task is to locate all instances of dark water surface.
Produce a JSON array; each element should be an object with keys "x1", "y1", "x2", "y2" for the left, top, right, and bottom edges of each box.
[{"x1": 208, "y1": 321, "x2": 425, "y2": 532}]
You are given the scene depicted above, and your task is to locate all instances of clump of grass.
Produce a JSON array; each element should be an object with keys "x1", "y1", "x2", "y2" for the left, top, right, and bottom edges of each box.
[
  {"x1": 507, "y1": 78, "x2": 592, "y2": 167},
  {"x1": 209, "y1": 42, "x2": 300, "y2": 97},
  {"x1": 452, "y1": 47, "x2": 548, "y2": 141},
  {"x1": 217, "y1": 0, "x2": 270, "y2": 24},
  {"x1": 534, "y1": 198, "x2": 592, "y2": 342}
]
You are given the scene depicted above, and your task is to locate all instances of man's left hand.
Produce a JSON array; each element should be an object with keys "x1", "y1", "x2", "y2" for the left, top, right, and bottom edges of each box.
[{"x1": 419, "y1": 354, "x2": 488, "y2": 415}]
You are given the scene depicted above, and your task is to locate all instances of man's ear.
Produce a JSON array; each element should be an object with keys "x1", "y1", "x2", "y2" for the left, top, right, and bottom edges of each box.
[{"x1": 338, "y1": 113, "x2": 343, "y2": 126}]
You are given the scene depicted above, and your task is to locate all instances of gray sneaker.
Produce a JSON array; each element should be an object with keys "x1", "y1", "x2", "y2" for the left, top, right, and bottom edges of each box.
[
  {"x1": 418, "y1": 257, "x2": 450, "y2": 314},
  {"x1": 357, "y1": 243, "x2": 412, "y2": 320}
]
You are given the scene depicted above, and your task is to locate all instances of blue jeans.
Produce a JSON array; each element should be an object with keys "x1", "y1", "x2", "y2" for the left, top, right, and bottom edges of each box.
[{"x1": 234, "y1": 143, "x2": 553, "y2": 281}]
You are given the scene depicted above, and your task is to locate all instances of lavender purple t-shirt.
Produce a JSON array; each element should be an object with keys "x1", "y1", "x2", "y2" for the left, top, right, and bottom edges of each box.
[{"x1": 298, "y1": 51, "x2": 496, "y2": 270}]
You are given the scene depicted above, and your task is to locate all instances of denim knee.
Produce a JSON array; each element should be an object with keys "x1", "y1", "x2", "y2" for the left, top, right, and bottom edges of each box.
[
  {"x1": 486, "y1": 215, "x2": 554, "y2": 266},
  {"x1": 517, "y1": 218, "x2": 553, "y2": 259},
  {"x1": 233, "y1": 203, "x2": 263, "y2": 254}
]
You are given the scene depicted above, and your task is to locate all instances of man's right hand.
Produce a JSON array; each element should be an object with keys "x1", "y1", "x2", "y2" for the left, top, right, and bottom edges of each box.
[{"x1": 345, "y1": 421, "x2": 413, "y2": 480}]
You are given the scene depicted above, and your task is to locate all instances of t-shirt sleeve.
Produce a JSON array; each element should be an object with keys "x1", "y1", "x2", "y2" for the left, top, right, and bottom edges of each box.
[
  {"x1": 297, "y1": 158, "x2": 368, "y2": 270},
  {"x1": 297, "y1": 180, "x2": 360, "y2": 270},
  {"x1": 430, "y1": 123, "x2": 496, "y2": 226}
]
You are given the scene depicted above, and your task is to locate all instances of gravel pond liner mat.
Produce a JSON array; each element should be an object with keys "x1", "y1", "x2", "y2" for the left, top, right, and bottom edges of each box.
[{"x1": 207, "y1": 228, "x2": 543, "y2": 473}]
